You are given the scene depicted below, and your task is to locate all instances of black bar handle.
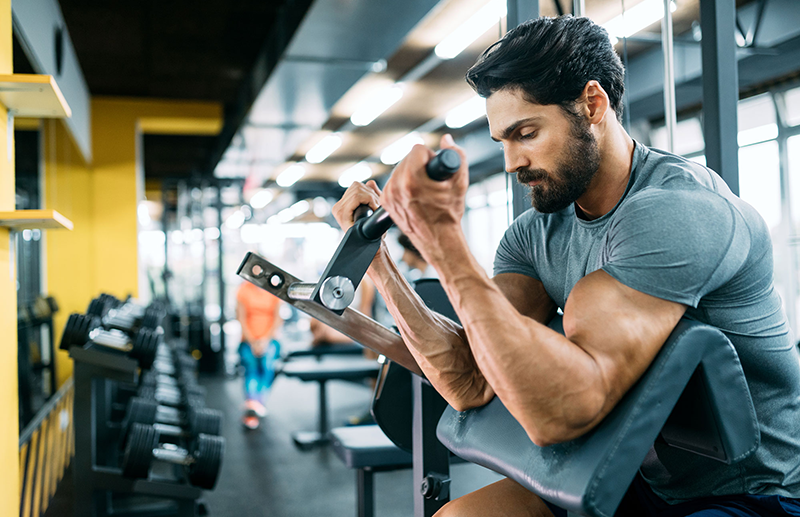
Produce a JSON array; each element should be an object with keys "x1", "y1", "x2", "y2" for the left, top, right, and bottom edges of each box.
[
  {"x1": 358, "y1": 149, "x2": 461, "y2": 241},
  {"x1": 353, "y1": 204, "x2": 372, "y2": 222},
  {"x1": 425, "y1": 148, "x2": 461, "y2": 180}
]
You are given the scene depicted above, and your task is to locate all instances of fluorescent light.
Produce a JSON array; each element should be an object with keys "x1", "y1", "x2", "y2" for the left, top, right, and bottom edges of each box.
[
  {"x1": 603, "y1": 0, "x2": 676, "y2": 39},
  {"x1": 277, "y1": 200, "x2": 310, "y2": 223},
  {"x1": 305, "y1": 133, "x2": 343, "y2": 164},
  {"x1": 225, "y1": 210, "x2": 246, "y2": 230},
  {"x1": 249, "y1": 189, "x2": 274, "y2": 209},
  {"x1": 435, "y1": 0, "x2": 507, "y2": 59},
  {"x1": 350, "y1": 84, "x2": 405, "y2": 127},
  {"x1": 380, "y1": 132, "x2": 425, "y2": 165},
  {"x1": 738, "y1": 123, "x2": 779, "y2": 147},
  {"x1": 204, "y1": 227, "x2": 220, "y2": 240},
  {"x1": 276, "y1": 163, "x2": 306, "y2": 187},
  {"x1": 445, "y1": 96, "x2": 487, "y2": 128},
  {"x1": 338, "y1": 162, "x2": 373, "y2": 188}
]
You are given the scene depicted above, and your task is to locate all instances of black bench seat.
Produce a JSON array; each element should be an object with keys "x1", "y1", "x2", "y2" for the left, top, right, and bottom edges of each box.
[
  {"x1": 330, "y1": 425, "x2": 413, "y2": 517},
  {"x1": 281, "y1": 357, "x2": 381, "y2": 450}
]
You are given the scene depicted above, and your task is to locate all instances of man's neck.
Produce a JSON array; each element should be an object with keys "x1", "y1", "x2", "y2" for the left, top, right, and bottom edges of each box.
[{"x1": 574, "y1": 122, "x2": 635, "y2": 220}]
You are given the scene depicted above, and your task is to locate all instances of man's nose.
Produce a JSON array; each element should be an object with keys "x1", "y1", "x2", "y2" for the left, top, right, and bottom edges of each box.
[{"x1": 504, "y1": 147, "x2": 531, "y2": 174}]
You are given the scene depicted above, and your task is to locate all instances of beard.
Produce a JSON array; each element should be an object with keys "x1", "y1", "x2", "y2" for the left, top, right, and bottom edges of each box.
[{"x1": 516, "y1": 116, "x2": 601, "y2": 213}]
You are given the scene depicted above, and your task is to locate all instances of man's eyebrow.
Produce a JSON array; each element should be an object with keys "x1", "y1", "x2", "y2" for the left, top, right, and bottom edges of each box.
[{"x1": 490, "y1": 117, "x2": 542, "y2": 142}]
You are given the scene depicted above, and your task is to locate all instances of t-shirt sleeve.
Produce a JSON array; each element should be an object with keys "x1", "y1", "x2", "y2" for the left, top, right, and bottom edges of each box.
[
  {"x1": 493, "y1": 211, "x2": 541, "y2": 280},
  {"x1": 600, "y1": 188, "x2": 750, "y2": 307}
]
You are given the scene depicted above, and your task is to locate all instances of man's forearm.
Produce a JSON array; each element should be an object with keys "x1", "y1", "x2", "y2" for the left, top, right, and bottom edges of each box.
[{"x1": 367, "y1": 243, "x2": 494, "y2": 408}]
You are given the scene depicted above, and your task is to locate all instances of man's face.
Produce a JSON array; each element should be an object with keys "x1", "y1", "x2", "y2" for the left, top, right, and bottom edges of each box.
[{"x1": 486, "y1": 88, "x2": 601, "y2": 213}]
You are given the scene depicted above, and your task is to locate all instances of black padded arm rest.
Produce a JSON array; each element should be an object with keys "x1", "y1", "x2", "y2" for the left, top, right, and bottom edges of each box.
[{"x1": 436, "y1": 319, "x2": 759, "y2": 517}]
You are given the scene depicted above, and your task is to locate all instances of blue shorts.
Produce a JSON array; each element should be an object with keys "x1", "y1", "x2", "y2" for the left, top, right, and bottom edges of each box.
[{"x1": 546, "y1": 475, "x2": 800, "y2": 517}]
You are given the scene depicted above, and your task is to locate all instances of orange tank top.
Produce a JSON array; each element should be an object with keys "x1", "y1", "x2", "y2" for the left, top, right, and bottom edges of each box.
[{"x1": 237, "y1": 281, "x2": 281, "y2": 340}]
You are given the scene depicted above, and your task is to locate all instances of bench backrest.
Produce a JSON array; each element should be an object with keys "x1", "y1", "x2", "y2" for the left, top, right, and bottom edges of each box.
[{"x1": 437, "y1": 316, "x2": 759, "y2": 517}]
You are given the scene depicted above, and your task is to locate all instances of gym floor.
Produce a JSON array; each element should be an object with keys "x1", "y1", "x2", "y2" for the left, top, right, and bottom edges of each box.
[{"x1": 45, "y1": 358, "x2": 503, "y2": 516}]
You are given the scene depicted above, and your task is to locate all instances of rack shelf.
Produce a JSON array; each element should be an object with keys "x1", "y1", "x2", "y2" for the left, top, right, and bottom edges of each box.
[
  {"x1": 0, "y1": 74, "x2": 71, "y2": 118},
  {"x1": 0, "y1": 209, "x2": 73, "y2": 230}
]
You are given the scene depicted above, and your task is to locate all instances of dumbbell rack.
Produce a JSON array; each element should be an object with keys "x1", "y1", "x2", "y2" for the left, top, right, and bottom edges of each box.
[{"x1": 70, "y1": 343, "x2": 204, "y2": 517}]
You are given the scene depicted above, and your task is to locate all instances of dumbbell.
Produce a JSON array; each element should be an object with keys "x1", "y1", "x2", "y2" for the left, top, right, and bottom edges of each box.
[
  {"x1": 86, "y1": 294, "x2": 119, "y2": 319},
  {"x1": 122, "y1": 397, "x2": 222, "y2": 440},
  {"x1": 151, "y1": 350, "x2": 196, "y2": 377},
  {"x1": 107, "y1": 304, "x2": 162, "y2": 334},
  {"x1": 89, "y1": 295, "x2": 163, "y2": 334},
  {"x1": 137, "y1": 384, "x2": 206, "y2": 410},
  {"x1": 140, "y1": 369, "x2": 191, "y2": 391},
  {"x1": 122, "y1": 422, "x2": 224, "y2": 489},
  {"x1": 140, "y1": 362, "x2": 204, "y2": 394},
  {"x1": 60, "y1": 313, "x2": 159, "y2": 369},
  {"x1": 145, "y1": 349, "x2": 200, "y2": 386}
]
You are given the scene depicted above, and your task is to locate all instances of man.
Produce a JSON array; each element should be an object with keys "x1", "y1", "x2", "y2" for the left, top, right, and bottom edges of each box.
[{"x1": 333, "y1": 15, "x2": 800, "y2": 517}]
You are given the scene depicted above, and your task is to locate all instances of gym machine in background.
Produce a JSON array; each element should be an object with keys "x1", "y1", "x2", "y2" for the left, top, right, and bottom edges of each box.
[{"x1": 63, "y1": 294, "x2": 225, "y2": 517}]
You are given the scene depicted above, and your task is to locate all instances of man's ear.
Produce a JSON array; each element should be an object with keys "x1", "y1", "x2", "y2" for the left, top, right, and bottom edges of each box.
[{"x1": 581, "y1": 80, "x2": 610, "y2": 125}]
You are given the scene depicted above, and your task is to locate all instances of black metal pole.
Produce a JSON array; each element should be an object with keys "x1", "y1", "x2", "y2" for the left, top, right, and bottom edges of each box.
[
  {"x1": 700, "y1": 0, "x2": 740, "y2": 195},
  {"x1": 507, "y1": 0, "x2": 540, "y2": 219},
  {"x1": 162, "y1": 183, "x2": 171, "y2": 306},
  {"x1": 217, "y1": 184, "x2": 225, "y2": 330}
]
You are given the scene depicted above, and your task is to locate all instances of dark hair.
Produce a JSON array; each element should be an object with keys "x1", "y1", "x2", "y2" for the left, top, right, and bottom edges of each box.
[
  {"x1": 397, "y1": 233, "x2": 423, "y2": 261},
  {"x1": 466, "y1": 16, "x2": 625, "y2": 121}
]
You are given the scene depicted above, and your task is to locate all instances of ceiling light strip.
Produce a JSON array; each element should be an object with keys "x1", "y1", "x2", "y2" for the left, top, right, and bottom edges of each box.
[{"x1": 305, "y1": 133, "x2": 343, "y2": 163}]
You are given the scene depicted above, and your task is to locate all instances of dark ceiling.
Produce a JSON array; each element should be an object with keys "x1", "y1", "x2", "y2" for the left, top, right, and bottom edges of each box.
[
  {"x1": 25, "y1": 0, "x2": 768, "y2": 186},
  {"x1": 53, "y1": 0, "x2": 312, "y2": 182}
]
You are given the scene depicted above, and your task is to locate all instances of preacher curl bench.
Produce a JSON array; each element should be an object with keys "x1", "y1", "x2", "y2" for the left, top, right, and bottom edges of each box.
[{"x1": 237, "y1": 150, "x2": 758, "y2": 517}]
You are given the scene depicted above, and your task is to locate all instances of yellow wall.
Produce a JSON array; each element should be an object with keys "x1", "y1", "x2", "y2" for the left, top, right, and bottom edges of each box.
[
  {"x1": 44, "y1": 98, "x2": 221, "y2": 384},
  {"x1": 0, "y1": 0, "x2": 18, "y2": 512},
  {"x1": 44, "y1": 119, "x2": 93, "y2": 387}
]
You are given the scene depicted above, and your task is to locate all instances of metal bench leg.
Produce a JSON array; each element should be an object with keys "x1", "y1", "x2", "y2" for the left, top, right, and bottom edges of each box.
[
  {"x1": 292, "y1": 379, "x2": 331, "y2": 450},
  {"x1": 357, "y1": 468, "x2": 374, "y2": 517},
  {"x1": 319, "y1": 379, "x2": 328, "y2": 436}
]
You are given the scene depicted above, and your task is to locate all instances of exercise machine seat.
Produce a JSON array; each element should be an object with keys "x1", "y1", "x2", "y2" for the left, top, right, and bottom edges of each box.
[
  {"x1": 436, "y1": 318, "x2": 759, "y2": 517},
  {"x1": 330, "y1": 425, "x2": 413, "y2": 469}
]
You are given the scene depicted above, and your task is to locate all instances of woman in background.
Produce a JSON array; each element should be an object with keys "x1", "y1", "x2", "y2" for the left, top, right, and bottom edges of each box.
[{"x1": 236, "y1": 280, "x2": 283, "y2": 430}]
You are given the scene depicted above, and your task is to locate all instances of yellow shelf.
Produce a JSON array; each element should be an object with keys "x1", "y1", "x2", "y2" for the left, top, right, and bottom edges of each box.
[
  {"x1": 0, "y1": 209, "x2": 73, "y2": 230},
  {"x1": 0, "y1": 74, "x2": 71, "y2": 118}
]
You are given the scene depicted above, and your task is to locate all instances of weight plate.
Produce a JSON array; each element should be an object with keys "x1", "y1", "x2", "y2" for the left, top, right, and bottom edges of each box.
[
  {"x1": 137, "y1": 386, "x2": 157, "y2": 401},
  {"x1": 139, "y1": 370, "x2": 158, "y2": 388},
  {"x1": 122, "y1": 397, "x2": 159, "y2": 442},
  {"x1": 59, "y1": 313, "x2": 80, "y2": 350},
  {"x1": 132, "y1": 330, "x2": 158, "y2": 369},
  {"x1": 122, "y1": 423, "x2": 158, "y2": 479},
  {"x1": 86, "y1": 298, "x2": 105, "y2": 317},
  {"x1": 188, "y1": 434, "x2": 225, "y2": 489},
  {"x1": 189, "y1": 408, "x2": 222, "y2": 436}
]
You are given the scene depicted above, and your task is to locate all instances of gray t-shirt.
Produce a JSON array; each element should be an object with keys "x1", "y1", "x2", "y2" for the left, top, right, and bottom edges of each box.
[{"x1": 494, "y1": 141, "x2": 800, "y2": 503}]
